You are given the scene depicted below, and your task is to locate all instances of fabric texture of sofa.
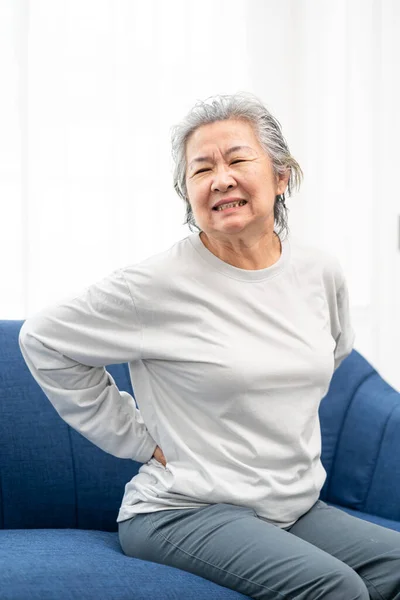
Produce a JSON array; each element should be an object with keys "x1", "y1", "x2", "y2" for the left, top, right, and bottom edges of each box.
[{"x1": 1, "y1": 319, "x2": 399, "y2": 599}]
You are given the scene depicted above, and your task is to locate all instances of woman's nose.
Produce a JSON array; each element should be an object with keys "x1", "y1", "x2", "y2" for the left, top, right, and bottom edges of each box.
[{"x1": 211, "y1": 166, "x2": 237, "y2": 193}]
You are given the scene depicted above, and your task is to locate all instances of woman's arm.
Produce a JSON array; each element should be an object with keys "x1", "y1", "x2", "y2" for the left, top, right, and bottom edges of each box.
[
  {"x1": 333, "y1": 276, "x2": 356, "y2": 372},
  {"x1": 18, "y1": 268, "x2": 157, "y2": 462}
]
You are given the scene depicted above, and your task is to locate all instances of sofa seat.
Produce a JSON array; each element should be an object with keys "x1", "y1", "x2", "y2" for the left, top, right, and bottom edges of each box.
[
  {"x1": 2, "y1": 502, "x2": 398, "y2": 600},
  {"x1": 0, "y1": 528, "x2": 248, "y2": 600}
]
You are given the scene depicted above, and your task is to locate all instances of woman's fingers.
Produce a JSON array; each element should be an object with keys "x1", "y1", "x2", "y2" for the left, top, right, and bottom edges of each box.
[{"x1": 153, "y1": 445, "x2": 166, "y2": 466}]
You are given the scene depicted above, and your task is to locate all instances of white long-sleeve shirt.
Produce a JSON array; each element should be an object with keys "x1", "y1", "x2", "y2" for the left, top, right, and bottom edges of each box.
[{"x1": 18, "y1": 229, "x2": 355, "y2": 529}]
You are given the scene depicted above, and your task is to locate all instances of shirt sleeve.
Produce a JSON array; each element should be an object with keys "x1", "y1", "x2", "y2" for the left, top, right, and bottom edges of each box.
[
  {"x1": 333, "y1": 274, "x2": 356, "y2": 372},
  {"x1": 18, "y1": 268, "x2": 157, "y2": 463}
]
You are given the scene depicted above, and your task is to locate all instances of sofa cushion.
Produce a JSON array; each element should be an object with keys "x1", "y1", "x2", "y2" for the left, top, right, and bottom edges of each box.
[
  {"x1": 1, "y1": 509, "x2": 398, "y2": 600},
  {"x1": 0, "y1": 529, "x2": 248, "y2": 600}
]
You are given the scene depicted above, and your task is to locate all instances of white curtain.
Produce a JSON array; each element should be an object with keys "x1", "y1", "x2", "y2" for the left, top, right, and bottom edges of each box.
[{"x1": 1, "y1": 0, "x2": 399, "y2": 390}]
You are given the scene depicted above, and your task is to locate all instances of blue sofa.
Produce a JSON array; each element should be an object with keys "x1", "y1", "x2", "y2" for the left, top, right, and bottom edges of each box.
[{"x1": 1, "y1": 319, "x2": 399, "y2": 600}]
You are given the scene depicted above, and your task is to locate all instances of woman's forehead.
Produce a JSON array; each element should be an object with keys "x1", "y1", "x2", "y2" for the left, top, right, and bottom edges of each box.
[{"x1": 186, "y1": 120, "x2": 260, "y2": 161}]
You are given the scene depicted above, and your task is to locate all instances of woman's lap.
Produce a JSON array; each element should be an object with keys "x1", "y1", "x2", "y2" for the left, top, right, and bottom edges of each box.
[
  {"x1": 118, "y1": 500, "x2": 400, "y2": 600},
  {"x1": 287, "y1": 499, "x2": 400, "y2": 599}
]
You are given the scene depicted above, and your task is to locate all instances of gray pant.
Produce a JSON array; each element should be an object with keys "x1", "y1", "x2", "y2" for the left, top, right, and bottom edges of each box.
[{"x1": 118, "y1": 499, "x2": 400, "y2": 599}]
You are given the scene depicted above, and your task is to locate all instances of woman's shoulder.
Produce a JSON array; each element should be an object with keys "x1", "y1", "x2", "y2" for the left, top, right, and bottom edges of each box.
[
  {"x1": 288, "y1": 233, "x2": 345, "y2": 290},
  {"x1": 119, "y1": 234, "x2": 194, "y2": 284}
]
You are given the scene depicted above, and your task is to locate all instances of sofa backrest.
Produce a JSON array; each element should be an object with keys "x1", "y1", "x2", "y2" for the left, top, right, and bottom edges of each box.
[
  {"x1": 1, "y1": 320, "x2": 399, "y2": 531},
  {"x1": 319, "y1": 349, "x2": 400, "y2": 522},
  {"x1": 0, "y1": 320, "x2": 141, "y2": 532}
]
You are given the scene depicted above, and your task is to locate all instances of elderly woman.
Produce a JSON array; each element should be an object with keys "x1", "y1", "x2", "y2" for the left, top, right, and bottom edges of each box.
[{"x1": 19, "y1": 92, "x2": 400, "y2": 599}]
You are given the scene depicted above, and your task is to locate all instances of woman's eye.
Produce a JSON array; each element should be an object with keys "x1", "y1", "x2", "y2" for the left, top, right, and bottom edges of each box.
[{"x1": 195, "y1": 160, "x2": 244, "y2": 175}]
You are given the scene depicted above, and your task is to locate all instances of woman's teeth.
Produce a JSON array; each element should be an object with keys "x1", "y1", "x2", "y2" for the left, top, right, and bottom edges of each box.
[{"x1": 215, "y1": 200, "x2": 247, "y2": 211}]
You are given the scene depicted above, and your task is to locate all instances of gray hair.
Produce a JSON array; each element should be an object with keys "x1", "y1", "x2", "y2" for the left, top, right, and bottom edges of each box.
[{"x1": 170, "y1": 91, "x2": 303, "y2": 240}]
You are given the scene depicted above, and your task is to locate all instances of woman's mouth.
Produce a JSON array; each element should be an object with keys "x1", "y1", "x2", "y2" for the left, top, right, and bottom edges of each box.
[{"x1": 213, "y1": 200, "x2": 248, "y2": 213}]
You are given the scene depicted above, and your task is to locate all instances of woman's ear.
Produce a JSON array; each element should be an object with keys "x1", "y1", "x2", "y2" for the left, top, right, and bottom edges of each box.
[{"x1": 276, "y1": 169, "x2": 290, "y2": 195}]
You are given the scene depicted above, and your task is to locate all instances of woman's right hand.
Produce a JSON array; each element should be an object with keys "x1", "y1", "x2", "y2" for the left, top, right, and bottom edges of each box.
[{"x1": 153, "y1": 445, "x2": 167, "y2": 467}]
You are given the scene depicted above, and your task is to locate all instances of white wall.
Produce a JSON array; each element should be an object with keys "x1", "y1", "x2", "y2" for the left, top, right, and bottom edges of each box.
[{"x1": 1, "y1": 0, "x2": 399, "y2": 389}]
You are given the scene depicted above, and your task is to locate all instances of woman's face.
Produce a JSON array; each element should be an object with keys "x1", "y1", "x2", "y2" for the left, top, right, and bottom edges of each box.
[{"x1": 185, "y1": 119, "x2": 289, "y2": 238}]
